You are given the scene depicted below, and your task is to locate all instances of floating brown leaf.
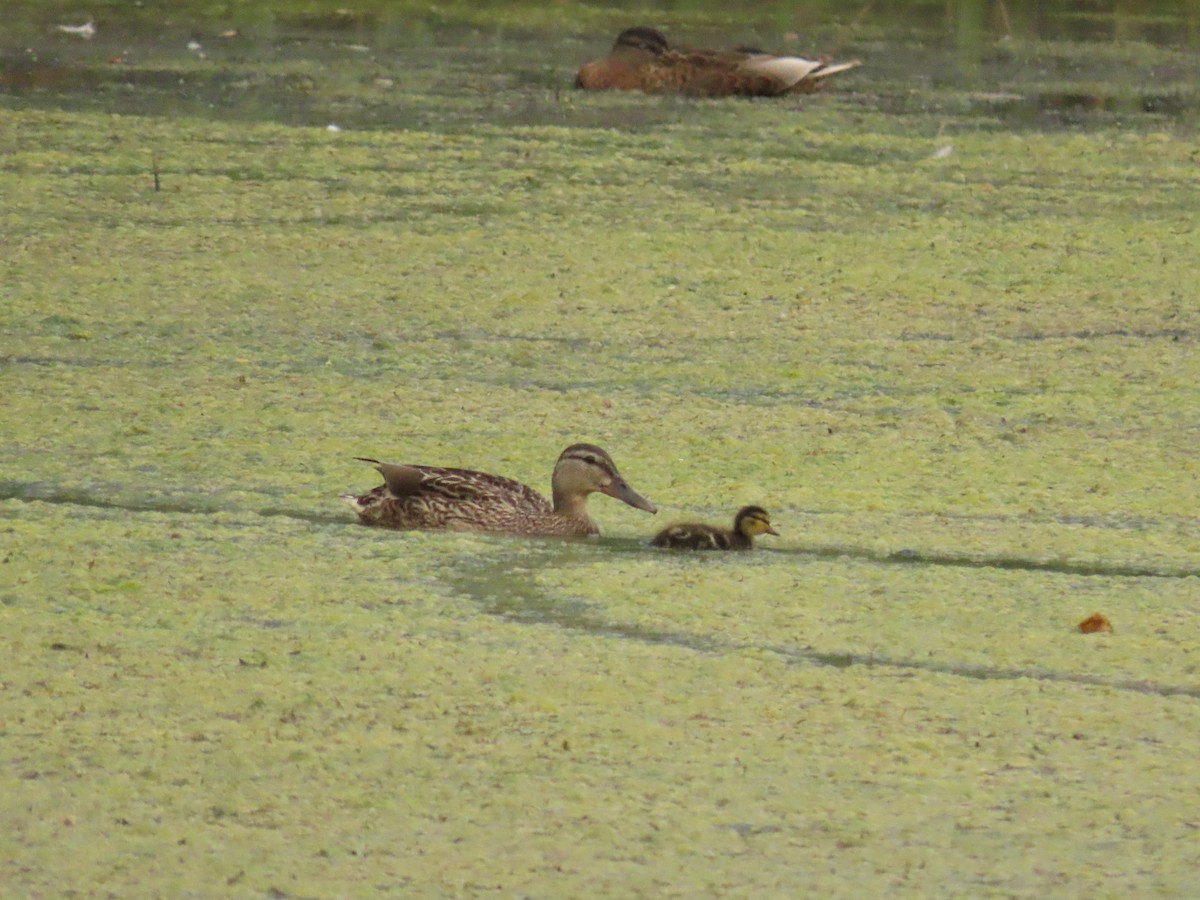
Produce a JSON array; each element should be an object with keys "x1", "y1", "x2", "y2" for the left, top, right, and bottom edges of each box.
[{"x1": 1078, "y1": 613, "x2": 1113, "y2": 634}]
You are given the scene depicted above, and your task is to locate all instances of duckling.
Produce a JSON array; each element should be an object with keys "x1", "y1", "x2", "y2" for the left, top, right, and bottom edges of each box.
[
  {"x1": 341, "y1": 443, "x2": 656, "y2": 537},
  {"x1": 652, "y1": 505, "x2": 779, "y2": 550},
  {"x1": 575, "y1": 26, "x2": 861, "y2": 97}
]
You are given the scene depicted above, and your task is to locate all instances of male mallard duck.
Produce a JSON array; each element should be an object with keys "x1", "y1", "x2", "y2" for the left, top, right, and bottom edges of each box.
[
  {"x1": 651, "y1": 505, "x2": 779, "y2": 551},
  {"x1": 342, "y1": 443, "x2": 656, "y2": 537},
  {"x1": 575, "y1": 26, "x2": 860, "y2": 97}
]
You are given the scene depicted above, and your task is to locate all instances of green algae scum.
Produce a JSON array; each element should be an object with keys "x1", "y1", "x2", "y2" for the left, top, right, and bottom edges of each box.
[{"x1": 3, "y1": 0, "x2": 1200, "y2": 894}]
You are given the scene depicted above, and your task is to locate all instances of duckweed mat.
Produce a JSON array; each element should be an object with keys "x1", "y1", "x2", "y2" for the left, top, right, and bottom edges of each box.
[{"x1": 3, "y1": 2, "x2": 1200, "y2": 895}]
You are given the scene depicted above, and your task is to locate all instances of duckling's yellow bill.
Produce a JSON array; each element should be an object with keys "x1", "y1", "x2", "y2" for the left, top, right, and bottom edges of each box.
[
  {"x1": 766, "y1": 525, "x2": 780, "y2": 536},
  {"x1": 602, "y1": 477, "x2": 657, "y2": 514}
]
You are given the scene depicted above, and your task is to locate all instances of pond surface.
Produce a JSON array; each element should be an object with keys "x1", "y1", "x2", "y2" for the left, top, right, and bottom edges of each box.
[
  {"x1": 2, "y1": 1, "x2": 1199, "y2": 896},
  {"x1": 3, "y1": 0, "x2": 1199, "y2": 130}
]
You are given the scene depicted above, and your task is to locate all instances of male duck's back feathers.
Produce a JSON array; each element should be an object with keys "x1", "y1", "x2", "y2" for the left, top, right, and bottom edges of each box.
[{"x1": 576, "y1": 27, "x2": 861, "y2": 97}]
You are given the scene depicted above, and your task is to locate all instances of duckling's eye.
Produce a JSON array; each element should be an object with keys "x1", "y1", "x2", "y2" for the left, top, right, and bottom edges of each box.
[{"x1": 584, "y1": 455, "x2": 598, "y2": 465}]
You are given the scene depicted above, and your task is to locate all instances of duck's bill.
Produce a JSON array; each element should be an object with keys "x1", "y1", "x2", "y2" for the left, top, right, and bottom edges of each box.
[
  {"x1": 603, "y1": 477, "x2": 657, "y2": 514},
  {"x1": 766, "y1": 526, "x2": 780, "y2": 536}
]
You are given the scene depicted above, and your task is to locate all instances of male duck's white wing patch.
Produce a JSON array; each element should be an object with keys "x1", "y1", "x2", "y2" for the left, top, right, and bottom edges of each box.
[{"x1": 740, "y1": 55, "x2": 824, "y2": 87}]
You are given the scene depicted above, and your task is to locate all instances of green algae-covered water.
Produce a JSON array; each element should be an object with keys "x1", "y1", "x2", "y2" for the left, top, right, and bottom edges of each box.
[{"x1": 3, "y1": 1, "x2": 1200, "y2": 894}]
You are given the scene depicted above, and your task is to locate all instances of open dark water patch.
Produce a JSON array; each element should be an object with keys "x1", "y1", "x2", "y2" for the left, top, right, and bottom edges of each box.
[
  {"x1": 3, "y1": 2, "x2": 1200, "y2": 131},
  {"x1": 0, "y1": 481, "x2": 346, "y2": 527}
]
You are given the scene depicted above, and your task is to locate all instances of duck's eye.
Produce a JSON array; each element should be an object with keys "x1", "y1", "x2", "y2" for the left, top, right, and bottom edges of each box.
[{"x1": 584, "y1": 455, "x2": 598, "y2": 465}]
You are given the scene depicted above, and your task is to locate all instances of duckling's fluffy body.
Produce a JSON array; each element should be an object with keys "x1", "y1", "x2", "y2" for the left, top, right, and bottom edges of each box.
[
  {"x1": 342, "y1": 443, "x2": 656, "y2": 537},
  {"x1": 576, "y1": 26, "x2": 860, "y2": 97},
  {"x1": 652, "y1": 505, "x2": 779, "y2": 551}
]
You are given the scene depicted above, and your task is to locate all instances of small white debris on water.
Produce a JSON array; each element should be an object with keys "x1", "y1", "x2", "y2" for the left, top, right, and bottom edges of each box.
[
  {"x1": 57, "y1": 21, "x2": 96, "y2": 39},
  {"x1": 933, "y1": 145, "x2": 953, "y2": 159},
  {"x1": 327, "y1": 123, "x2": 342, "y2": 132}
]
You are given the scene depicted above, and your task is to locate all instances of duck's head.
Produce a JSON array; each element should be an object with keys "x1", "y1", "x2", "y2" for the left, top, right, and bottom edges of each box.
[
  {"x1": 612, "y1": 26, "x2": 670, "y2": 55},
  {"x1": 552, "y1": 443, "x2": 657, "y2": 514},
  {"x1": 734, "y1": 505, "x2": 779, "y2": 539}
]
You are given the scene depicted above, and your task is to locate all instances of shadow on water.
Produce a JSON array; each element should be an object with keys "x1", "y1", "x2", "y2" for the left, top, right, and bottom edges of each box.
[{"x1": 446, "y1": 541, "x2": 1200, "y2": 701}]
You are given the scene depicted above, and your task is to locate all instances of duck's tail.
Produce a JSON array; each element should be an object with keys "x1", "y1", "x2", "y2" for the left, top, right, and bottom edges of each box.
[{"x1": 807, "y1": 59, "x2": 862, "y2": 80}]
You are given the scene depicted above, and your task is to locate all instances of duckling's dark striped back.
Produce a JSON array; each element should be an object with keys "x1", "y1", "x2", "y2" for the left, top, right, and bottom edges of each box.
[{"x1": 651, "y1": 522, "x2": 751, "y2": 551}]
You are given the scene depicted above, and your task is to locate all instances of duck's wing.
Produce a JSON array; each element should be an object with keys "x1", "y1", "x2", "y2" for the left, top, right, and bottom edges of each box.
[
  {"x1": 359, "y1": 459, "x2": 553, "y2": 514},
  {"x1": 646, "y1": 48, "x2": 811, "y2": 97}
]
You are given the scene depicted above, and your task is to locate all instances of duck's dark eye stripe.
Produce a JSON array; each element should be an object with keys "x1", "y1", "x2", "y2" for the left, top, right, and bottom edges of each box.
[{"x1": 561, "y1": 446, "x2": 615, "y2": 473}]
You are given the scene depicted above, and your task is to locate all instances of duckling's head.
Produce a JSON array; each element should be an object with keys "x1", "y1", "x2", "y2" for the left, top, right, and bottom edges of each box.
[
  {"x1": 734, "y1": 505, "x2": 779, "y2": 539},
  {"x1": 552, "y1": 444, "x2": 657, "y2": 514},
  {"x1": 613, "y1": 26, "x2": 670, "y2": 55}
]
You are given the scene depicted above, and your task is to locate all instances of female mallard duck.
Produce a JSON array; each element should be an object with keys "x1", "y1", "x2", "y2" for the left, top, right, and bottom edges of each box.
[
  {"x1": 575, "y1": 26, "x2": 860, "y2": 97},
  {"x1": 652, "y1": 505, "x2": 779, "y2": 551},
  {"x1": 342, "y1": 443, "x2": 656, "y2": 537}
]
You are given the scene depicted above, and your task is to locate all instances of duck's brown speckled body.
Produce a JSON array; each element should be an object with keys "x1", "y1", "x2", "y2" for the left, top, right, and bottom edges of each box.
[
  {"x1": 342, "y1": 443, "x2": 656, "y2": 537},
  {"x1": 652, "y1": 505, "x2": 779, "y2": 551},
  {"x1": 575, "y1": 27, "x2": 860, "y2": 97}
]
